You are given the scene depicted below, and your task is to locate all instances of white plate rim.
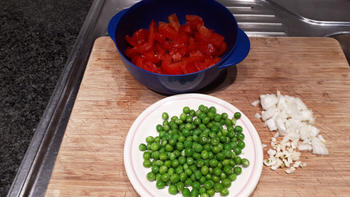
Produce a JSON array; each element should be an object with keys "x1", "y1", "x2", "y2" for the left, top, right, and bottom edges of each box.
[{"x1": 124, "y1": 93, "x2": 263, "y2": 197}]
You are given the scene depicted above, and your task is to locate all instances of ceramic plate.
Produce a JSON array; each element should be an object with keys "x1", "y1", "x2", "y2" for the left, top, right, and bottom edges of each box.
[{"x1": 124, "y1": 94, "x2": 263, "y2": 197}]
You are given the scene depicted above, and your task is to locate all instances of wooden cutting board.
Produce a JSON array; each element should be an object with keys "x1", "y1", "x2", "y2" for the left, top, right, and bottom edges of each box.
[{"x1": 46, "y1": 36, "x2": 350, "y2": 197}]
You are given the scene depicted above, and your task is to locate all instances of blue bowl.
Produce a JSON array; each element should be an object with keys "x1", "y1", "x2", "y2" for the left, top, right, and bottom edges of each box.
[{"x1": 108, "y1": 0, "x2": 250, "y2": 95}]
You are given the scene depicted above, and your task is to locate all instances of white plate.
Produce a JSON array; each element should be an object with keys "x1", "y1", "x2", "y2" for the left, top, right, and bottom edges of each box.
[{"x1": 124, "y1": 94, "x2": 263, "y2": 197}]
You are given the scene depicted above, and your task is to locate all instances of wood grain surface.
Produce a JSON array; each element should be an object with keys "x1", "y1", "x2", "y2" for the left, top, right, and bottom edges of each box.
[{"x1": 46, "y1": 37, "x2": 350, "y2": 197}]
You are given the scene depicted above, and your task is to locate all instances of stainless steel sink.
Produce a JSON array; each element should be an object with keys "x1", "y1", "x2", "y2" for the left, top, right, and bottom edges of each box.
[{"x1": 7, "y1": 0, "x2": 350, "y2": 197}]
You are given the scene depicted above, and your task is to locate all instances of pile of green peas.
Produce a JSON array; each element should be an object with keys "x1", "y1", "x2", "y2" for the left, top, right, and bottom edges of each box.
[{"x1": 139, "y1": 105, "x2": 249, "y2": 197}]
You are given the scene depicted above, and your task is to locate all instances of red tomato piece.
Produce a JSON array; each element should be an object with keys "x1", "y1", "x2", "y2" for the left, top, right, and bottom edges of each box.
[
  {"x1": 124, "y1": 42, "x2": 153, "y2": 58},
  {"x1": 158, "y1": 22, "x2": 178, "y2": 40},
  {"x1": 125, "y1": 28, "x2": 149, "y2": 47},
  {"x1": 144, "y1": 50, "x2": 160, "y2": 64},
  {"x1": 196, "y1": 26, "x2": 213, "y2": 40},
  {"x1": 163, "y1": 61, "x2": 184, "y2": 75},
  {"x1": 148, "y1": 20, "x2": 157, "y2": 45},
  {"x1": 186, "y1": 15, "x2": 204, "y2": 30},
  {"x1": 179, "y1": 24, "x2": 192, "y2": 35},
  {"x1": 168, "y1": 13, "x2": 180, "y2": 32}
]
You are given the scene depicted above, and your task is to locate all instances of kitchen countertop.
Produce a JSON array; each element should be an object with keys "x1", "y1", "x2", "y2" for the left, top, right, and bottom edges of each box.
[{"x1": 0, "y1": 0, "x2": 93, "y2": 195}]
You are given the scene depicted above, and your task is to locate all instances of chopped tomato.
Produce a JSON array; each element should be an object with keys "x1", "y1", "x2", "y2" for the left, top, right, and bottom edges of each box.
[
  {"x1": 124, "y1": 13, "x2": 227, "y2": 74},
  {"x1": 148, "y1": 20, "x2": 157, "y2": 45},
  {"x1": 168, "y1": 13, "x2": 180, "y2": 32},
  {"x1": 186, "y1": 15, "x2": 204, "y2": 30},
  {"x1": 125, "y1": 28, "x2": 149, "y2": 47}
]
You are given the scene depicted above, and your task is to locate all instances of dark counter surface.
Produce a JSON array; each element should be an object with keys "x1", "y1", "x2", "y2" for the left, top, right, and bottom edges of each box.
[{"x1": 0, "y1": 0, "x2": 93, "y2": 195}]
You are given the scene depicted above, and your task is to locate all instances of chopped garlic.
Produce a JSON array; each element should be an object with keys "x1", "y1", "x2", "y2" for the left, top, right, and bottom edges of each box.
[
  {"x1": 312, "y1": 137, "x2": 329, "y2": 155},
  {"x1": 251, "y1": 100, "x2": 260, "y2": 107},
  {"x1": 285, "y1": 167, "x2": 296, "y2": 174},
  {"x1": 255, "y1": 113, "x2": 261, "y2": 119}
]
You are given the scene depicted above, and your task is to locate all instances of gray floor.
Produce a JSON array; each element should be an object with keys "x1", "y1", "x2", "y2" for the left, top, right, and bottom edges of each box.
[{"x1": 0, "y1": 0, "x2": 93, "y2": 195}]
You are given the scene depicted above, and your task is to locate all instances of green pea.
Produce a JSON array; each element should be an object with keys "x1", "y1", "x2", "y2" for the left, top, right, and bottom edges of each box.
[
  {"x1": 194, "y1": 143, "x2": 203, "y2": 152},
  {"x1": 234, "y1": 156, "x2": 242, "y2": 165},
  {"x1": 234, "y1": 125, "x2": 243, "y2": 133},
  {"x1": 176, "y1": 182, "x2": 184, "y2": 192},
  {"x1": 172, "y1": 160, "x2": 179, "y2": 167},
  {"x1": 159, "y1": 152, "x2": 167, "y2": 160},
  {"x1": 212, "y1": 175, "x2": 220, "y2": 183},
  {"x1": 234, "y1": 146, "x2": 242, "y2": 155},
  {"x1": 237, "y1": 132, "x2": 245, "y2": 140},
  {"x1": 209, "y1": 159, "x2": 218, "y2": 167},
  {"x1": 222, "y1": 178, "x2": 231, "y2": 188},
  {"x1": 150, "y1": 142, "x2": 160, "y2": 151},
  {"x1": 212, "y1": 146, "x2": 220, "y2": 153},
  {"x1": 213, "y1": 167, "x2": 222, "y2": 176},
  {"x1": 182, "y1": 188, "x2": 191, "y2": 197},
  {"x1": 214, "y1": 114, "x2": 222, "y2": 121},
  {"x1": 154, "y1": 160, "x2": 163, "y2": 166},
  {"x1": 185, "y1": 148, "x2": 193, "y2": 157},
  {"x1": 163, "y1": 124, "x2": 170, "y2": 131},
  {"x1": 238, "y1": 140, "x2": 245, "y2": 149},
  {"x1": 234, "y1": 112, "x2": 241, "y2": 119},
  {"x1": 242, "y1": 158, "x2": 250, "y2": 168},
  {"x1": 234, "y1": 166, "x2": 242, "y2": 175},
  {"x1": 185, "y1": 123, "x2": 192, "y2": 130},
  {"x1": 146, "y1": 136, "x2": 154, "y2": 144},
  {"x1": 194, "y1": 170, "x2": 202, "y2": 180},
  {"x1": 170, "y1": 174, "x2": 180, "y2": 183},
  {"x1": 201, "y1": 166, "x2": 209, "y2": 175},
  {"x1": 199, "y1": 176, "x2": 206, "y2": 184},
  {"x1": 164, "y1": 160, "x2": 172, "y2": 167},
  {"x1": 177, "y1": 135, "x2": 184, "y2": 142},
  {"x1": 223, "y1": 165, "x2": 232, "y2": 174},
  {"x1": 156, "y1": 180, "x2": 165, "y2": 189},
  {"x1": 167, "y1": 185, "x2": 177, "y2": 195},
  {"x1": 207, "y1": 189, "x2": 215, "y2": 196},
  {"x1": 156, "y1": 124, "x2": 163, "y2": 132},
  {"x1": 143, "y1": 152, "x2": 151, "y2": 160},
  {"x1": 202, "y1": 117, "x2": 210, "y2": 124},
  {"x1": 165, "y1": 144, "x2": 173, "y2": 152},
  {"x1": 162, "y1": 112, "x2": 169, "y2": 120},
  {"x1": 204, "y1": 180, "x2": 214, "y2": 189},
  {"x1": 209, "y1": 106, "x2": 216, "y2": 114},
  {"x1": 139, "y1": 143, "x2": 147, "y2": 151},
  {"x1": 180, "y1": 113, "x2": 187, "y2": 121},
  {"x1": 229, "y1": 173, "x2": 237, "y2": 181},
  {"x1": 193, "y1": 118, "x2": 201, "y2": 125},
  {"x1": 146, "y1": 172, "x2": 156, "y2": 181},
  {"x1": 180, "y1": 172, "x2": 187, "y2": 182},
  {"x1": 187, "y1": 157, "x2": 194, "y2": 165},
  {"x1": 190, "y1": 110, "x2": 196, "y2": 117},
  {"x1": 185, "y1": 178, "x2": 192, "y2": 187},
  {"x1": 199, "y1": 187, "x2": 206, "y2": 195},
  {"x1": 220, "y1": 188, "x2": 229, "y2": 196},
  {"x1": 185, "y1": 168, "x2": 192, "y2": 176},
  {"x1": 216, "y1": 153, "x2": 225, "y2": 161},
  {"x1": 183, "y1": 106, "x2": 191, "y2": 114},
  {"x1": 152, "y1": 165, "x2": 159, "y2": 173},
  {"x1": 159, "y1": 165, "x2": 168, "y2": 174},
  {"x1": 190, "y1": 188, "x2": 199, "y2": 197},
  {"x1": 186, "y1": 116, "x2": 193, "y2": 123},
  {"x1": 168, "y1": 167, "x2": 175, "y2": 175},
  {"x1": 214, "y1": 183, "x2": 223, "y2": 192}
]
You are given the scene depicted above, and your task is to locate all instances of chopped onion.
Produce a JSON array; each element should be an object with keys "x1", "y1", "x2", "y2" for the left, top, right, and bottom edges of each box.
[{"x1": 255, "y1": 90, "x2": 329, "y2": 173}]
